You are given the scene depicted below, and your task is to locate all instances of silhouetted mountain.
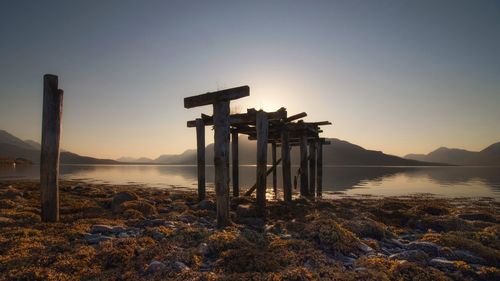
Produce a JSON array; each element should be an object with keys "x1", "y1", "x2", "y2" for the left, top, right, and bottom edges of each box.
[
  {"x1": 117, "y1": 157, "x2": 154, "y2": 163},
  {"x1": 405, "y1": 142, "x2": 500, "y2": 165},
  {"x1": 0, "y1": 130, "x2": 118, "y2": 164},
  {"x1": 143, "y1": 136, "x2": 441, "y2": 166}
]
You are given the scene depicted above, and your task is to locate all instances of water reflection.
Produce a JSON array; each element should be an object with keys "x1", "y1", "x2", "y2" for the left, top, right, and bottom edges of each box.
[{"x1": 0, "y1": 165, "x2": 499, "y2": 199}]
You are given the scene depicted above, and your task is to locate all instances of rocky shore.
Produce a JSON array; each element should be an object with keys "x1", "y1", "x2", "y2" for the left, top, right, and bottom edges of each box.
[{"x1": 0, "y1": 180, "x2": 498, "y2": 280}]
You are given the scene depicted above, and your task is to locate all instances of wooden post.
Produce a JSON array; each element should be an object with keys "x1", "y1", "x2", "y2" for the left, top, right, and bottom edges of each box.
[
  {"x1": 231, "y1": 130, "x2": 239, "y2": 197},
  {"x1": 299, "y1": 132, "x2": 309, "y2": 196},
  {"x1": 196, "y1": 119, "x2": 205, "y2": 201},
  {"x1": 40, "y1": 74, "x2": 63, "y2": 222},
  {"x1": 281, "y1": 130, "x2": 292, "y2": 202},
  {"x1": 272, "y1": 141, "x2": 277, "y2": 196},
  {"x1": 309, "y1": 140, "x2": 316, "y2": 196},
  {"x1": 213, "y1": 100, "x2": 231, "y2": 227},
  {"x1": 256, "y1": 110, "x2": 268, "y2": 208},
  {"x1": 244, "y1": 158, "x2": 282, "y2": 196},
  {"x1": 317, "y1": 141, "x2": 323, "y2": 197}
]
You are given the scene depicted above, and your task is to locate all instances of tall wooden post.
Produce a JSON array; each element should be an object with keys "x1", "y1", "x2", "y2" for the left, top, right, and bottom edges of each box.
[
  {"x1": 299, "y1": 132, "x2": 309, "y2": 196},
  {"x1": 196, "y1": 119, "x2": 205, "y2": 201},
  {"x1": 271, "y1": 141, "x2": 277, "y2": 196},
  {"x1": 281, "y1": 130, "x2": 292, "y2": 202},
  {"x1": 309, "y1": 140, "x2": 316, "y2": 196},
  {"x1": 213, "y1": 100, "x2": 231, "y2": 227},
  {"x1": 256, "y1": 110, "x2": 268, "y2": 208},
  {"x1": 231, "y1": 130, "x2": 239, "y2": 197},
  {"x1": 184, "y1": 86, "x2": 250, "y2": 228},
  {"x1": 317, "y1": 141, "x2": 323, "y2": 197},
  {"x1": 40, "y1": 74, "x2": 63, "y2": 222}
]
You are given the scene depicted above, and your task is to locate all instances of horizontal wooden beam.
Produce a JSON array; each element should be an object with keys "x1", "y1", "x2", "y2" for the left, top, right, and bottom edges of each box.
[
  {"x1": 187, "y1": 107, "x2": 287, "y2": 127},
  {"x1": 285, "y1": 112, "x2": 307, "y2": 122},
  {"x1": 184, "y1": 85, "x2": 250, "y2": 108}
]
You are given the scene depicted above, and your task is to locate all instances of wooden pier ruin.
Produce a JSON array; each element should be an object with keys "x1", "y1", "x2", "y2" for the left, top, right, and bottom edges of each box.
[{"x1": 184, "y1": 86, "x2": 331, "y2": 227}]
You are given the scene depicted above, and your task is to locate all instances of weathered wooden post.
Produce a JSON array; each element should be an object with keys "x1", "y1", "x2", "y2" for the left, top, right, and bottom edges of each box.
[
  {"x1": 309, "y1": 140, "x2": 317, "y2": 196},
  {"x1": 40, "y1": 74, "x2": 63, "y2": 222},
  {"x1": 231, "y1": 130, "x2": 239, "y2": 197},
  {"x1": 196, "y1": 118, "x2": 205, "y2": 201},
  {"x1": 271, "y1": 141, "x2": 277, "y2": 196},
  {"x1": 281, "y1": 129, "x2": 292, "y2": 202},
  {"x1": 317, "y1": 140, "x2": 323, "y2": 197},
  {"x1": 256, "y1": 110, "x2": 268, "y2": 208},
  {"x1": 299, "y1": 132, "x2": 309, "y2": 196},
  {"x1": 184, "y1": 86, "x2": 249, "y2": 228}
]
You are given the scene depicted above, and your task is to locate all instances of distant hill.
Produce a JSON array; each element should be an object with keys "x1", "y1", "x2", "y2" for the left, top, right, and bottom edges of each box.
[
  {"x1": 121, "y1": 136, "x2": 443, "y2": 166},
  {"x1": 0, "y1": 130, "x2": 118, "y2": 164},
  {"x1": 405, "y1": 142, "x2": 500, "y2": 166}
]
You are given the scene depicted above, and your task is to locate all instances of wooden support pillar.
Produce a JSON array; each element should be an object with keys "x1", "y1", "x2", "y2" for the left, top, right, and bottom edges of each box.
[
  {"x1": 244, "y1": 158, "x2": 282, "y2": 196},
  {"x1": 299, "y1": 132, "x2": 309, "y2": 196},
  {"x1": 231, "y1": 131, "x2": 239, "y2": 197},
  {"x1": 213, "y1": 100, "x2": 231, "y2": 227},
  {"x1": 272, "y1": 141, "x2": 277, "y2": 196},
  {"x1": 317, "y1": 141, "x2": 323, "y2": 197},
  {"x1": 309, "y1": 140, "x2": 317, "y2": 196},
  {"x1": 281, "y1": 130, "x2": 292, "y2": 202},
  {"x1": 256, "y1": 110, "x2": 268, "y2": 208},
  {"x1": 195, "y1": 119, "x2": 205, "y2": 201},
  {"x1": 40, "y1": 74, "x2": 63, "y2": 222}
]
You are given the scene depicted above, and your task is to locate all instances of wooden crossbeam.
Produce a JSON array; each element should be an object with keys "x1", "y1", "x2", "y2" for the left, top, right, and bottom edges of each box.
[
  {"x1": 187, "y1": 107, "x2": 286, "y2": 127},
  {"x1": 184, "y1": 85, "x2": 249, "y2": 108},
  {"x1": 285, "y1": 112, "x2": 307, "y2": 122},
  {"x1": 244, "y1": 158, "x2": 283, "y2": 196}
]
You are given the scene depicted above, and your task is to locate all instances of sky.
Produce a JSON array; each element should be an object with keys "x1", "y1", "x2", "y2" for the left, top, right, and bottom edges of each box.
[{"x1": 1, "y1": 0, "x2": 499, "y2": 159}]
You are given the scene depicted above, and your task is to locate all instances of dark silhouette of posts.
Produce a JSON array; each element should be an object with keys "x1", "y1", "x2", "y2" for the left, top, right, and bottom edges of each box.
[
  {"x1": 309, "y1": 140, "x2": 316, "y2": 196},
  {"x1": 40, "y1": 74, "x2": 63, "y2": 222},
  {"x1": 281, "y1": 130, "x2": 292, "y2": 202},
  {"x1": 256, "y1": 110, "x2": 268, "y2": 208},
  {"x1": 317, "y1": 140, "x2": 323, "y2": 196},
  {"x1": 184, "y1": 86, "x2": 249, "y2": 228},
  {"x1": 299, "y1": 132, "x2": 309, "y2": 196},
  {"x1": 231, "y1": 131, "x2": 239, "y2": 197},
  {"x1": 271, "y1": 141, "x2": 277, "y2": 196},
  {"x1": 195, "y1": 118, "x2": 205, "y2": 201}
]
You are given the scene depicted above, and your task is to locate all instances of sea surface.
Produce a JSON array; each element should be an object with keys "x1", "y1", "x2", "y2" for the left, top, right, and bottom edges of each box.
[{"x1": 1, "y1": 164, "x2": 499, "y2": 199}]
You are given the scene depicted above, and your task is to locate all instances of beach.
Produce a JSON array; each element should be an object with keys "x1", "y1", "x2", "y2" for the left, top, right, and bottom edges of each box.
[{"x1": 0, "y1": 180, "x2": 498, "y2": 281}]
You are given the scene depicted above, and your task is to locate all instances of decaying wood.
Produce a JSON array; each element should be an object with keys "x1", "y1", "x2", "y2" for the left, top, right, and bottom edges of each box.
[
  {"x1": 272, "y1": 142, "x2": 277, "y2": 195},
  {"x1": 299, "y1": 132, "x2": 309, "y2": 196},
  {"x1": 213, "y1": 100, "x2": 231, "y2": 227},
  {"x1": 317, "y1": 142, "x2": 323, "y2": 197},
  {"x1": 309, "y1": 140, "x2": 316, "y2": 196},
  {"x1": 231, "y1": 131, "x2": 239, "y2": 197},
  {"x1": 40, "y1": 74, "x2": 63, "y2": 222},
  {"x1": 184, "y1": 86, "x2": 249, "y2": 108},
  {"x1": 196, "y1": 119, "x2": 205, "y2": 201},
  {"x1": 281, "y1": 129, "x2": 292, "y2": 202},
  {"x1": 244, "y1": 158, "x2": 282, "y2": 196},
  {"x1": 256, "y1": 110, "x2": 268, "y2": 208}
]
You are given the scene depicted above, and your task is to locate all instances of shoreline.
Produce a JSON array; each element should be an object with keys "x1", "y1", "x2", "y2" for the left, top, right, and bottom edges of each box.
[{"x1": 0, "y1": 180, "x2": 498, "y2": 280}]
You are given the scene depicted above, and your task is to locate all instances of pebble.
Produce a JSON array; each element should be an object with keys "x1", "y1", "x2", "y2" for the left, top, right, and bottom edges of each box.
[
  {"x1": 389, "y1": 250, "x2": 429, "y2": 263},
  {"x1": 407, "y1": 241, "x2": 440, "y2": 256},
  {"x1": 90, "y1": 224, "x2": 114, "y2": 234},
  {"x1": 146, "y1": 260, "x2": 166, "y2": 273},
  {"x1": 174, "y1": 261, "x2": 190, "y2": 272},
  {"x1": 429, "y1": 258, "x2": 456, "y2": 271},
  {"x1": 358, "y1": 242, "x2": 374, "y2": 253}
]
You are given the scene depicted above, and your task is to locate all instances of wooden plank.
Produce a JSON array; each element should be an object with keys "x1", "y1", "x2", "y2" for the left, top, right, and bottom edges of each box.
[
  {"x1": 244, "y1": 158, "x2": 282, "y2": 196},
  {"x1": 256, "y1": 110, "x2": 268, "y2": 208},
  {"x1": 184, "y1": 85, "x2": 249, "y2": 108},
  {"x1": 285, "y1": 112, "x2": 307, "y2": 122},
  {"x1": 299, "y1": 132, "x2": 309, "y2": 196},
  {"x1": 231, "y1": 131, "x2": 239, "y2": 197},
  {"x1": 187, "y1": 108, "x2": 286, "y2": 127},
  {"x1": 317, "y1": 142, "x2": 323, "y2": 197},
  {"x1": 213, "y1": 100, "x2": 231, "y2": 227},
  {"x1": 40, "y1": 74, "x2": 63, "y2": 222},
  {"x1": 272, "y1": 141, "x2": 277, "y2": 195},
  {"x1": 309, "y1": 140, "x2": 316, "y2": 196},
  {"x1": 281, "y1": 130, "x2": 292, "y2": 202},
  {"x1": 196, "y1": 119, "x2": 206, "y2": 201}
]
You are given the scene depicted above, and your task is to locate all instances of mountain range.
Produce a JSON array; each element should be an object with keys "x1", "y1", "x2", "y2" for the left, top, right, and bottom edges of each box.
[
  {"x1": 404, "y1": 142, "x2": 500, "y2": 166},
  {"x1": 0, "y1": 130, "x2": 117, "y2": 164},
  {"x1": 117, "y1": 136, "x2": 446, "y2": 166}
]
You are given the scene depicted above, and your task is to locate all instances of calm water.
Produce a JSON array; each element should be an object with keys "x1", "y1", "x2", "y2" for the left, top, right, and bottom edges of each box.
[{"x1": 1, "y1": 165, "x2": 499, "y2": 199}]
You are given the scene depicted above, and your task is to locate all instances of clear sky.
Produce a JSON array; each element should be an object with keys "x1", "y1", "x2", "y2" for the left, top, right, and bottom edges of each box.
[{"x1": 1, "y1": 0, "x2": 499, "y2": 159}]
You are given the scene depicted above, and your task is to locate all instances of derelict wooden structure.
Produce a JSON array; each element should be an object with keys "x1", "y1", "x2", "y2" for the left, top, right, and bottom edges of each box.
[{"x1": 184, "y1": 86, "x2": 331, "y2": 227}]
